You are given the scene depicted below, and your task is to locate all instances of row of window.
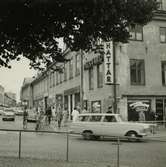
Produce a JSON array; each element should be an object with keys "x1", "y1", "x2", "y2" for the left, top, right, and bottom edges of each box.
[
  {"x1": 49, "y1": 54, "x2": 80, "y2": 88},
  {"x1": 130, "y1": 59, "x2": 166, "y2": 86},
  {"x1": 129, "y1": 25, "x2": 166, "y2": 43},
  {"x1": 88, "y1": 59, "x2": 166, "y2": 89}
]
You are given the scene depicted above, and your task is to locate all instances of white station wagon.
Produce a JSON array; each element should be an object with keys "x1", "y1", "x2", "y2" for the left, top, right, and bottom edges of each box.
[{"x1": 70, "y1": 113, "x2": 155, "y2": 141}]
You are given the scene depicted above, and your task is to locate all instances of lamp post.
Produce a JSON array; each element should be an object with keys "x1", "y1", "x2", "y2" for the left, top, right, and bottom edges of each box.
[{"x1": 80, "y1": 49, "x2": 84, "y2": 112}]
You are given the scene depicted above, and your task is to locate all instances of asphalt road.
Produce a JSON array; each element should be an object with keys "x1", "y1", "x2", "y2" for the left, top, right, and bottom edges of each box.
[{"x1": 0, "y1": 116, "x2": 166, "y2": 167}]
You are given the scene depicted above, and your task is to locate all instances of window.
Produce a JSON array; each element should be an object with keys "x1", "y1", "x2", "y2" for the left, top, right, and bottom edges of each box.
[
  {"x1": 69, "y1": 58, "x2": 73, "y2": 79},
  {"x1": 89, "y1": 116, "x2": 102, "y2": 122},
  {"x1": 130, "y1": 59, "x2": 145, "y2": 85},
  {"x1": 56, "y1": 72, "x2": 59, "y2": 85},
  {"x1": 79, "y1": 116, "x2": 89, "y2": 122},
  {"x1": 89, "y1": 67, "x2": 94, "y2": 90},
  {"x1": 157, "y1": 0, "x2": 163, "y2": 10},
  {"x1": 160, "y1": 27, "x2": 166, "y2": 43},
  {"x1": 103, "y1": 116, "x2": 117, "y2": 122},
  {"x1": 161, "y1": 61, "x2": 166, "y2": 85},
  {"x1": 64, "y1": 63, "x2": 67, "y2": 81},
  {"x1": 97, "y1": 63, "x2": 103, "y2": 88},
  {"x1": 129, "y1": 25, "x2": 143, "y2": 41},
  {"x1": 75, "y1": 54, "x2": 80, "y2": 76}
]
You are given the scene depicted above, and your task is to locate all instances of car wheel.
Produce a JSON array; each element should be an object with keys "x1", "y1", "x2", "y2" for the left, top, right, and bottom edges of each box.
[
  {"x1": 82, "y1": 131, "x2": 93, "y2": 140},
  {"x1": 126, "y1": 131, "x2": 138, "y2": 142}
]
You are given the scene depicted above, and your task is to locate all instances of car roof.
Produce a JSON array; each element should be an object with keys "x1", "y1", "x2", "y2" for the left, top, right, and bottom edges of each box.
[{"x1": 79, "y1": 113, "x2": 119, "y2": 116}]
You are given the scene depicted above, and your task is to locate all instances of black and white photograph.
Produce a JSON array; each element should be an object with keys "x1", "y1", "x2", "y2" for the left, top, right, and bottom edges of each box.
[{"x1": 0, "y1": 0, "x2": 166, "y2": 167}]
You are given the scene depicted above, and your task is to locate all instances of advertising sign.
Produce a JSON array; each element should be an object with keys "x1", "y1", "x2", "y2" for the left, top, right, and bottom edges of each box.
[{"x1": 104, "y1": 41, "x2": 114, "y2": 84}]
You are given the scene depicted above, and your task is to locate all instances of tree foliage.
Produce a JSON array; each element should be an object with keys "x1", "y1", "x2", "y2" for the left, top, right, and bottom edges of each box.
[{"x1": 0, "y1": 0, "x2": 158, "y2": 70}]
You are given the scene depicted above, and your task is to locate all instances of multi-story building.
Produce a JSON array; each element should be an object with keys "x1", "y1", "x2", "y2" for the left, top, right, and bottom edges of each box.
[
  {"x1": 4, "y1": 92, "x2": 16, "y2": 107},
  {"x1": 21, "y1": 1, "x2": 166, "y2": 122},
  {"x1": 0, "y1": 85, "x2": 4, "y2": 107},
  {"x1": 20, "y1": 78, "x2": 34, "y2": 108}
]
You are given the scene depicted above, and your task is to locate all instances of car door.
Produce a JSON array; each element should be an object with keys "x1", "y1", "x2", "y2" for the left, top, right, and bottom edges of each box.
[{"x1": 100, "y1": 115, "x2": 122, "y2": 137}]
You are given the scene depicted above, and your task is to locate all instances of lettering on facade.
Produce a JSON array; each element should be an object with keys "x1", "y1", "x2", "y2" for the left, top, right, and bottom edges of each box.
[
  {"x1": 104, "y1": 41, "x2": 114, "y2": 84},
  {"x1": 84, "y1": 55, "x2": 104, "y2": 70}
]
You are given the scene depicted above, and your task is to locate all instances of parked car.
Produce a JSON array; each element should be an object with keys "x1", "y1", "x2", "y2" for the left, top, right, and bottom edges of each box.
[
  {"x1": 2, "y1": 108, "x2": 15, "y2": 121},
  {"x1": 15, "y1": 109, "x2": 24, "y2": 116},
  {"x1": 27, "y1": 109, "x2": 36, "y2": 122},
  {"x1": 70, "y1": 113, "x2": 156, "y2": 141}
]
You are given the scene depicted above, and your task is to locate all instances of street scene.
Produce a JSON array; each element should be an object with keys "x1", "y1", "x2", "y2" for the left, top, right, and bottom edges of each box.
[{"x1": 0, "y1": 0, "x2": 166, "y2": 167}]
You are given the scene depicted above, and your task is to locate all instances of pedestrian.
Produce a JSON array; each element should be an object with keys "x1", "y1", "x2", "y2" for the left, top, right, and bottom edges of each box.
[
  {"x1": 46, "y1": 106, "x2": 52, "y2": 125},
  {"x1": 23, "y1": 106, "x2": 28, "y2": 129},
  {"x1": 51, "y1": 105, "x2": 56, "y2": 121},
  {"x1": 138, "y1": 111, "x2": 146, "y2": 122},
  {"x1": 72, "y1": 107, "x2": 79, "y2": 122},
  {"x1": 107, "y1": 106, "x2": 113, "y2": 113},
  {"x1": 62, "y1": 108, "x2": 68, "y2": 126},
  {"x1": 56, "y1": 107, "x2": 63, "y2": 128}
]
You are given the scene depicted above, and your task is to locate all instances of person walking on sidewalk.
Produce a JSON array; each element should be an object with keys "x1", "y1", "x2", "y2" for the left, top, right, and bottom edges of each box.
[
  {"x1": 56, "y1": 105, "x2": 63, "y2": 128},
  {"x1": 46, "y1": 106, "x2": 52, "y2": 125},
  {"x1": 72, "y1": 107, "x2": 79, "y2": 122},
  {"x1": 23, "y1": 106, "x2": 28, "y2": 129}
]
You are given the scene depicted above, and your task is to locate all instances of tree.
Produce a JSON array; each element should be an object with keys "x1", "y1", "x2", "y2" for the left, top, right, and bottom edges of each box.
[{"x1": 0, "y1": 0, "x2": 158, "y2": 70}]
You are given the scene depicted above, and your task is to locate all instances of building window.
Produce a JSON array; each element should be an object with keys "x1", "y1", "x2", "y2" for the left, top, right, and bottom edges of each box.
[
  {"x1": 56, "y1": 72, "x2": 59, "y2": 85},
  {"x1": 129, "y1": 25, "x2": 143, "y2": 41},
  {"x1": 75, "y1": 54, "x2": 80, "y2": 76},
  {"x1": 59, "y1": 72, "x2": 63, "y2": 83},
  {"x1": 160, "y1": 27, "x2": 166, "y2": 43},
  {"x1": 69, "y1": 58, "x2": 73, "y2": 79},
  {"x1": 64, "y1": 63, "x2": 67, "y2": 81},
  {"x1": 157, "y1": 0, "x2": 163, "y2": 10},
  {"x1": 89, "y1": 67, "x2": 94, "y2": 90},
  {"x1": 97, "y1": 63, "x2": 103, "y2": 88},
  {"x1": 130, "y1": 59, "x2": 145, "y2": 85},
  {"x1": 161, "y1": 61, "x2": 166, "y2": 85}
]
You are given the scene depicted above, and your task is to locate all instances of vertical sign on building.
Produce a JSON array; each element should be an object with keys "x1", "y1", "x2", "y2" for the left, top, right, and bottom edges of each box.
[{"x1": 104, "y1": 41, "x2": 114, "y2": 84}]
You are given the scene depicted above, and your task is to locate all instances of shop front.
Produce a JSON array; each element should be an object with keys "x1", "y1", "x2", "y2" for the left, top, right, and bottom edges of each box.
[{"x1": 127, "y1": 97, "x2": 166, "y2": 122}]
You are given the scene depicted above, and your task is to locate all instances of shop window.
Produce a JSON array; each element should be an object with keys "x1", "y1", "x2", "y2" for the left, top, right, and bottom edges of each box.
[
  {"x1": 75, "y1": 54, "x2": 80, "y2": 76},
  {"x1": 89, "y1": 67, "x2": 94, "y2": 90},
  {"x1": 161, "y1": 61, "x2": 166, "y2": 85},
  {"x1": 129, "y1": 25, "x2": 143, "y2": 41},
  {"x1": 56, "y1": 72, "x2": 59, "y2": 85},
  {"x1": 160, "y1": 27, "x2": 166, "y2": 43},
  {"x1": 130, "y1": 59, "x2": 145, "y2": 85},
  {"x1": 91, "y1": 101, "x2": 101, "y2": 113},
  {"x1": 156, "y1": 99, "x2": 164, "y2": 121},
  {"x1": 97, "y1": 63, "x2": 103, "y2": 88}
]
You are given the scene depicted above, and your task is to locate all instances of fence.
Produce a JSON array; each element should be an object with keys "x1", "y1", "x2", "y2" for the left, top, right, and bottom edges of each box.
[{"x1": 0, "y1": 127, "x2": 166, "y2": 167}]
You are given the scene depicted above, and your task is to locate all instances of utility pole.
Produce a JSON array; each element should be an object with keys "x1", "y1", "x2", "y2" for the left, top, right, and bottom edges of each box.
[
  {"x1": 113, "y1": 41, "x2": 117, "y2": 113},
  {"x1": 80, "y1": 49, "x2": 84, "y2": 112}
]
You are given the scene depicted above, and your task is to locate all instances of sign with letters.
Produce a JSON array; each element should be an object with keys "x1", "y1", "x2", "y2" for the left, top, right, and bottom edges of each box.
[{"x1": 104, "y1": 41, "x2": 114, "y2": 84}]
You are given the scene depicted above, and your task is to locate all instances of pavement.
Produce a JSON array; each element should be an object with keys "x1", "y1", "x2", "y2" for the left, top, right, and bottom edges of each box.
[
  {"x1": 0, "y1": 157, "x2": 113, "y2": 167},
  {"x1": 0, "y1": 122, "x2": 166, "y2": 167}
]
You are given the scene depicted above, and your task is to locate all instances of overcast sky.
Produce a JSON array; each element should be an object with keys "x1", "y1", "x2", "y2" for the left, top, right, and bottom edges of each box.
[{"x1": 0, "y1": 58, "x2": 37, "y2": 102}]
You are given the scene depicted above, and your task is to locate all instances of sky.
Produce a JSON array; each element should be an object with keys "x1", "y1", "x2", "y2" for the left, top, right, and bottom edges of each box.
[{"x1": 0, "y1": 58, "x2": 37, "y2": 102}]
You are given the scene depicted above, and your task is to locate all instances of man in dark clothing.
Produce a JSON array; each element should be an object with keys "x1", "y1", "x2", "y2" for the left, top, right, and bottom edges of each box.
[{"x1": 46, "y1": 106, "x2": 52, "y2": 125}]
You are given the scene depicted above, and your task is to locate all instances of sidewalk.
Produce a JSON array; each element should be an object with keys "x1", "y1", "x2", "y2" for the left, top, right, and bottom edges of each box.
[{"x1": 0, "y1": 157, "x2": 111, "y2": 167}]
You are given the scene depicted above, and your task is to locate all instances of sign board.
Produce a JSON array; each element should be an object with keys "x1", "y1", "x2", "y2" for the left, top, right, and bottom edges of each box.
[{"x1": 104, "y1": 41, "x2": 114, "y2": 84}]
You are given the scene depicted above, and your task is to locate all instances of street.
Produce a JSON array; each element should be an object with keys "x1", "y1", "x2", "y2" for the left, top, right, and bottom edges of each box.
[{"x1": 0, "y1": 116, "x2": 166, "y2": 167}]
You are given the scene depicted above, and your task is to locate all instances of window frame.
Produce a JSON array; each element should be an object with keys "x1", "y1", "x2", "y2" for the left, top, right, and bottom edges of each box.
[
  {"x1": 160, "y1": 27, "x2": 166, "y2": 43},
  {"x1": 129, "y1": 25, "x2": 143, "y2": 41},
  {"x1": 161, "y1": 61, "x2": 166, "y2": 86},
  {"x1": 97, "y1": 63, "x2": 103, "y2": 88},
  {"x1": 130, "y1": 59, "x2": 145, "y2": 85},
  {"x1": 89, "y1": 67, "x2": 94, "y2": 90}
]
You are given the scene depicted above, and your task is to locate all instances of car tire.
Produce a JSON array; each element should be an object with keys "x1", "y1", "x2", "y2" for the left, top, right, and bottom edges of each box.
[
  {"x1": 126, "y1": 131, "x2": 138, "y2": 142},
  {"x1": 82, "y1": 131, "x2": 93, "y2": 140}
]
